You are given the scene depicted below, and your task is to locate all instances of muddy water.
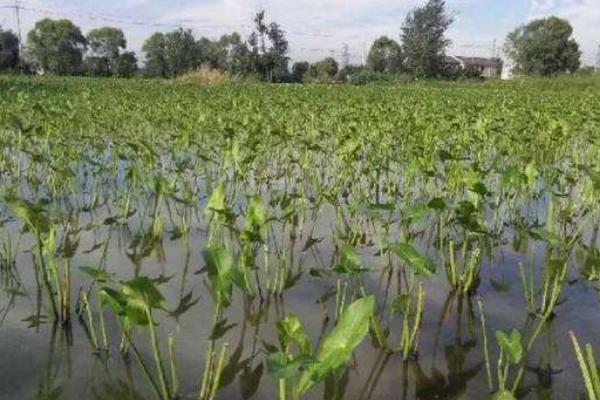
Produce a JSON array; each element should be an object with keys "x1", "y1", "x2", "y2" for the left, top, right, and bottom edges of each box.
[{"x1": 1, "y1": 210, "x2": 599, "y2": 400}]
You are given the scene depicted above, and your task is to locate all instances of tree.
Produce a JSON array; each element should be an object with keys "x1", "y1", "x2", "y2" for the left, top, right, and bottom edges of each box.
[
  {"x1": 86, "y1": 27, "x2": 126, "y2": 74},
  {"x1": 216, "y1": 33, "x2": 250, "y2": 73},
  {"x1": 505, "y1": 16, "x2": 580, "y2": 76},
  {"x1": 143, "y1": 29, "x2": 198, "y2": 77},
  {"x1": 196, "y1": 36, "x2": 222, "y2": 69},
  {"x1": 115, "y1": 51, "x2": 138, "y2": 77},
  {"x1": 163, "y1": 29, "x2": 198, "y2": 76},
  {"x1": 27, "y1": 18, "x2": 87, "y2": 75},
  {"x1": 83, "y1": 56, "x2": 110, "y2": 76},
  {"x1": 367, "y1": 36, "x2": 403, "y2": 73},
  {"x1": 222, "y1": 33, "x2": 254, "y2": 75},
  {"x1": 0, "y1": 27, "x2": 20, "y2": 70},
  {"x1": 306, "y1": 57, "x2": 339, "y2": 82},
  {"x1": 142, "y1": 33, "x2": 168, "y2": 77},
  {"x1": 401, "y1": 0, "x2": 453, "y2": 77},
  {"x1": 248, "y1": 10, "x2": 289, "y2": 82},
  {"x1": 291, "y1": 61, "x2": 309, "y2": 82}
]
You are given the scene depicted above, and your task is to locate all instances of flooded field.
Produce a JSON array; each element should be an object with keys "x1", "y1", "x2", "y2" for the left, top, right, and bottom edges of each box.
[{"x1": 1, "y1": 76, "x2": 600, "y2": 400}]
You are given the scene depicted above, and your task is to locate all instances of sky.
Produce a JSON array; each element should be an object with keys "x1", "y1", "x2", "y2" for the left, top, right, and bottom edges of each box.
[{"x1": 0, "y1": 0, "x2": 598, "y2": 65}]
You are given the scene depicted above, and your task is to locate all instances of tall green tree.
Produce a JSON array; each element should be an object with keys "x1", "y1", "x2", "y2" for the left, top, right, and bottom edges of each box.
[
  {"x1": 401, "y1": 0, "x2": 453, "y2": 77},
  {"x1": 115, "y1": 51, "x2": 138, "y2": 77},
  {"x1": 367, "y1": 36, "x2": 403, "y2": 73},
  {"x1": 86, "y1": 27, "x2": 126, "y2": 74},
  {"x1": 505, "y1": 16, "x2": 581, "y2": 76},
  {"x1": 248, "y1": 10, "x2": 289, "y2": 82},
  {"x1": 216, "y1": 33, "x2": 250, "y2": 73},
  {"x1": 291, "y1": 61, "x2": 309, "y2": 82},
  {"x1": 164, "y1": 28, "x2": 198, "y2": 76},
  {"x1": 306, "y1": 57, "x2": 339, "y2": 82},
  {"x1": 27, "y1": 18, "x2": 87, "y2": 75},
  {"x1": 142, "y1": 32, "x2": 168, "y2": 77},
  {"x1": 143, "y1": 29, "x2": 198, "y2": 77},
  {"x1": 0, "y1": 27, "x2": 20, "y2": 70}
]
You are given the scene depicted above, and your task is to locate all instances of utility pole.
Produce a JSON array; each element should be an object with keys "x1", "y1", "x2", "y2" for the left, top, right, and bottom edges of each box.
[
  {"x1": 0, "y1": 1, "x2": 25, "y2": 68},
  {"x1": 492, "y1": 39, "x2": 497, "y2": 59},
  {"x1": 0, "y1": 1, "x2": 25, "y2": 60},
  {"x1": 361, "y1": 42, "x2": 366, "y2": 66},
  {"x1": 15, "y1": 1, "x2": 24, "y2": 61},
  {"x1": 596, "y1": 45, "x2": 600, "y2": 73},
  {"x1": 341, "y1": 43, "x2": 350, "y2": 68}
]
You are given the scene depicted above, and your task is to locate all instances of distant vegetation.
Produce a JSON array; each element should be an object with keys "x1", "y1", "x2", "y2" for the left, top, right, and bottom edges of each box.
[{"x1": 0, "y1": 0, "x2": 592, "y2": 83}]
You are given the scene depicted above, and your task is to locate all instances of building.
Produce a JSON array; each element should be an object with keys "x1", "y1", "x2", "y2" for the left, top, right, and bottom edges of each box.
[{"x1": 445, "y1": 55, "x2": 503, "y2": 79}]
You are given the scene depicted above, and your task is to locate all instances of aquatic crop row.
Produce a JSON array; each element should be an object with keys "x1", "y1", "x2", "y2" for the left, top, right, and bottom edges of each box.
[{"x1": 1, "y1": 76, "x2": 600, "y2": 399}]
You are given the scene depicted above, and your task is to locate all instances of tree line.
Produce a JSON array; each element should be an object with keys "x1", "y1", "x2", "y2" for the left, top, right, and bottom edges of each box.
[{"x1": 0, "y1": 0, "x2": 585, "y2": 81}]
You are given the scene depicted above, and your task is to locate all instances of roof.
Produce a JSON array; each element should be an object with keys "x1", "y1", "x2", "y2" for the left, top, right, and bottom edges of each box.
[{"x1": 455, "y1": 56, "x2": 502, "y2": 68}]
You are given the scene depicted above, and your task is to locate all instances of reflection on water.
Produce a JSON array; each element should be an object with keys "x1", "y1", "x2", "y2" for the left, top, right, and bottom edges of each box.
[{"x1": 1, "y1": 214, "x2": 598, "y2": 400}]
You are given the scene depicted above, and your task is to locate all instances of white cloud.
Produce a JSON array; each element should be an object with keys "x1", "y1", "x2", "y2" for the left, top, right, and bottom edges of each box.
[{"x1": 0, "y1": 0, "x2": 597, "y2": 65}]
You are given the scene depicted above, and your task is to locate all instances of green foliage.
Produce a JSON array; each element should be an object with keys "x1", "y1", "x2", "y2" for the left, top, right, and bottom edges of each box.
[
  {"x1": 367, "y1": 36, "x2": 403, "y2": 73},
  {"x1": 0, "y1": 27, "x2": 20, "y2": 71},
  {"x1": 276, "y1": 315, "x2": 312, "y2": 354},
  {"x1": 203, "y1": 244, "x2": 236, "y2": 307},
  {"x1": 100, "y1": 277, "x2": 165, "y2": 326},
  {"x1": 26, "y1": 18, "x2": 87, "y2": 75},
  {"x1": 2, "y1": 75, "x2": 600, "y2": 399},
  {"x1": 401, "y1": 0, "x2": 453, "y2": 77},
  {"x1": 305, "y1": 57, "x2": 339, "y2": 82},
  {"x1": 495, "y1": 330, "x2": 522, "y2": 364},
  {"x1": 115, "y1": 51, "x2": 138, "y2": 77},
  {"x1": 505, "y1": 16, "x2": 581, "y2": 76},
  {"x1": 291, "y1": 61, "x2": 309, "y2": 83},
  {"x1": 491, "y1": 391, "x2": 517, "y2": 400},
  {"x1": 391, "y1": 243, "x2": 436, "y2": 277},
  {"x1": 86, "y1": 26, "x2": 127, "y2": 75},
  {"x1": 570, "y1": 332, "x2": 600, "y2": 400},
  {"x1": 334, "y1": 246, "x2": 365, "y2": 274},
  {"x1": 297, "y1": 295, "x2": 374, "y2": 394},
  {"x1": 142, "y1": 29, "x2": 198, "y2": 78},
  {"x1": 248, "y1": 10, "x2": 289, "y2": 82}
]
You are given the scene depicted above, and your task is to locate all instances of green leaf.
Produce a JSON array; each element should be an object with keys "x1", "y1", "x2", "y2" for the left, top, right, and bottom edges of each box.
[
  {"x1": 491, "y1": 390, "x2": 517, "y2": 400},
  {"x1": 406, "y1": 203, "x2": 432, "y2": 223},
  {"x1": 99, "y1": 287, "x2": 127, "y2": 316},
  {"x1": 495, "y1": 329, "x2": 522, "y2": 364},
  {"x1": 276, "y1": 314, "x2": 312, "y2": 355},
  {"x1": 391, "y1": 294, "x2": 411, "y2": 314},
  {"x1": 246, "y1": 194, "x2": 267, "y2": 231},
  {"x1": 203, "y1": 245, "x2": 234, "y2": 306},
  {"x1": 4, "y1": 193, "x2": 51, "y2": 234},
  {"x1": 427, "y1": 198, "x2": 447, "y2": 211},
  {"x1": 205, "y1": 183, "x2": 226, "y2": 215},
  {"x1": 122, "y1": 276, "x2": 165, "y2": 309},
  {"x1": 391, "y1": 243, "x2": 436, "y2": 277},
  {"x1": 470, "y1": 181, "x2": 491, "y2": 197},
  {"x1": 525, "y1": 162, "x2": 538, "y2": 190},
  {"x1": 334, "y1": 246, "x2": 365, "y2": 274},
  {"x1": 266, "y1": 353, "x2": 314, "y2": 380},
  {"x1": 297, "y1": 295, "x2": 375, "y2": 394}
]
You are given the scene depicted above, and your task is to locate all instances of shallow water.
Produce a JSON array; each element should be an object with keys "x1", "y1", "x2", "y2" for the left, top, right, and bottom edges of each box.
[
  {"x1": 1, "y1": 79, "x2": 600, "y2": 400},
  {"x1": 1, "y1": 208, "x2": 599, "y2": 400}
]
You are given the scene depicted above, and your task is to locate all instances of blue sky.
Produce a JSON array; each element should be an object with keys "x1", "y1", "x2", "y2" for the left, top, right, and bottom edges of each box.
[{"x1": 0, "y1": 0, "x2": 598, "y2": 65}]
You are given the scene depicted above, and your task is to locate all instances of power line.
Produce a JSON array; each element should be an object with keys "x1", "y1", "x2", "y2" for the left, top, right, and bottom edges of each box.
[{"x1": 0, "y1": 1, "x2": 24, "y2": 62}]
